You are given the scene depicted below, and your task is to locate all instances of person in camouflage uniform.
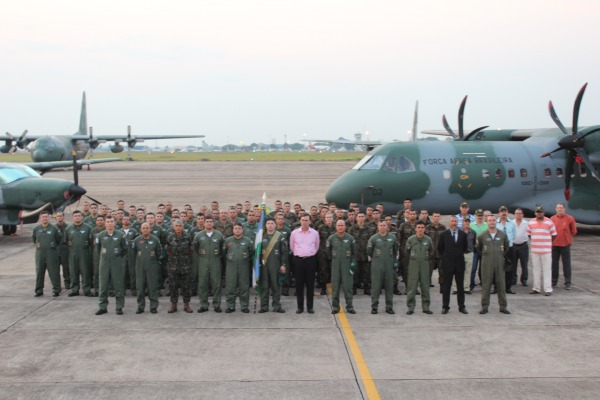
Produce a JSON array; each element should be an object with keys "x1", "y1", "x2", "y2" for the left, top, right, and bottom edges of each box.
[
  {"x1": 425, "y1": 212, "x2": 446, "y2": 293},
  {"x1": 120, "y1": 215, "x2": 138, "y2": 296},
  {"x1": 349, "y1": 212, "x2": 374, "y2": 295},
  {"x1": 32, "y1": 211, "x2": 62, "y2": 297},
  {"x1": 223, "y1": 223, "x2": 254, "y2": 313},
  {"x1": 165, "y1": 219, "x2": 193, "y2": 313},
  {"x1": 327, "y1": 220, "x2": 357, "y2": 314},
  {"x1": 132, "y1": 222, "x2": 162, "y2": 314},
  {"x1": 65, "y1": 210, "x2": 93, "y2": 297},
  {"x1": 95, "y1": 216, "x2": 128, "y2": 315},
  {"x1": 258, "y1": 218, "x2": 288, "y2": 313},
  {"x1": 316, "y1": 213, "x2": 334, "y2": 295}
]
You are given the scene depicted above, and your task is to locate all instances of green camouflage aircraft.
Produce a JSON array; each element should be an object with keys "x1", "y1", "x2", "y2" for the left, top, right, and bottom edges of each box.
[
  {"x1": 1, "y1": 92, "x2": 205, "y2": 162},
  {"x1": 0, "y1": 154, "x2": 97, "y2": 235},
  {"x1": 326, "y1": 84, "x2": 600, "y2": 224}
]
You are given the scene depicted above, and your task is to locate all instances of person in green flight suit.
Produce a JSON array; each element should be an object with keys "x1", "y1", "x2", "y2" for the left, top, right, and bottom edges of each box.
[
  {"x1": 477, "y1": 215, "x2": 511, "y2": 315},
  {"x1": 65, "y1": 210, "x2": 93, "y2": 297},
  {"x1": 132, "y1": 222, "x2": 162, "y2": 314},
  {"x1": 32, "y1": 211, "x2": 62, "y2": 297},
  {"x1": 327, "y1": 220, "x2": 357, "y2": 314},
  {"x1": 194, "y1": 216, "x2": 225, "y2": 313},
  {"x1": 367, "y1": 220, "x2": 399, "y2": 314},
  {"x1": 223, "y1": 223, "x2": 254, "y2": 313},
  {"x1": 54, "y1": 211, "x2": 70, "y2": 290},
  {"x1": 405, "y1": 221, "x2": 434, "y2": 315},
  {"x1": 95, "y1": 216, "x2": 128, "y2": 315},
  {"x1": 258, "y1": 218, "x2": 288, "y2": 313}
]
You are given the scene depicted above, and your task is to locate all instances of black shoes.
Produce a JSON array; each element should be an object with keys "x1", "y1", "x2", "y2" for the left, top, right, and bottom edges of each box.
[
  {"x1": 386, "y1": 309, "x2": 395, "y2": 314},
  {"x1": 479, "y1": 308, "x2": 488, "y2": 314},
  {"x1": 331, "y1": 309, "x2": 339, "y2": 314},
  {"x1": 423, "y1": 310, "x2": 433, "y2": 314},
  {"x1": 53, "y1": 292, "x2": 60, "y2": 297},
  {"x1": 226, "y1": 308, "x2": 235, "y2": 313},
  {"x1": 116, "y1": 309, "x2": 123, "y2": 315},
  {"x1": 197, "y1": 307, "x2": 208, "y2": 313},
  {"x1": 320, "y1": 288, "x2": 327, "y2": 295},
  {"x1": 274, "y1": 309, "x2": 285, "y2": 313},
  {"x1": 95, "y1": 309, "x2": 107, "y2": 315},
  {"x1": 258, "y1": 309, "x2": 268, "y2": 313},
  {"x1": 364, "y1": 288, "x2": 371, "y2": 295},
  {"x1": 371, "y1": 309, "x2": 378, "y2": 314},
  {"x1": 68, "y1": 292, "x2": 79, "y2": 297},
  {"x1": 84, "y1": 292, "x2": 93, "y2": 297},
  {"x1": 214, "y1": 307, "x2": 222, "y2": 313},
  {"x1": 296, "y1": 309, "x2": 303, "y2": 314},
  {"x1": 346, "y1": 308, "x2": 356, "y2": 314},
  {"x1": 506, "y1": 289, "x2": 516, "y2": 294},
  {"x1": 136, "y1": 308, "x2": 144, "y2": 314},
  {"x1": 459, "y1": 308, "x2": 468, "y2": 314},
  {"x1": 150, "y1": 308, "x2": 157, "y2": 314},
  {"x1": 241, "y1": 308, "x2": 250, "y2": 313},
  {"x1": 442, "y1": 308, "x2": 449, "y2": 314},
  {"x1": 499, "y1": 309, "x2": 511, "y2": 314},
  {"x1": 406, "y1": 310, "x2": 414, "y2": 315},
  {"x1": 307, "y1": 309, "x2": 315, "y2": 314}
]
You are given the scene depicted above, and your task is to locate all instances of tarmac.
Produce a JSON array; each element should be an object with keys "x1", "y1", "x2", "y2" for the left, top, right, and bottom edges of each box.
[{"x1": 1, "y1": 161, "x2": 599, "y2": 400}]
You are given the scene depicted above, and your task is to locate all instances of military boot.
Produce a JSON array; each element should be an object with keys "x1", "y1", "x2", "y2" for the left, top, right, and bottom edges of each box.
[
  {"x1": 183, "y1": 303, "x2": 192, "y2": 313},
  {"x1": 364, "y1": 284, "x2": 371, "y2": 295},
  {"x1": 168, "y1": 303, "x2": 178, "y2": 313}
]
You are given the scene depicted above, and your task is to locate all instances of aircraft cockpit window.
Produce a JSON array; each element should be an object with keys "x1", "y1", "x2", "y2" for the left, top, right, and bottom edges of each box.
[
  {"x1": 359, "y1": 155, "x2": 386, "y2": 170},
  {"x1": 0, "y1": 165, "x2": 40, "y2": 185},
  {"x1": 556, "y1": 168, "x2": 564, "y2": 178},
  {"x1": 381, "y1": 155, "x2": 416, "y2": 173},
  {"x1": 352, "y1": 155, "x2": 373, "y2": 170}
]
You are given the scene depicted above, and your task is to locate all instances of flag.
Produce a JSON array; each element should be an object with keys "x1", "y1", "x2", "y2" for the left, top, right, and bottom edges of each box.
[{"x1": 252, "y1": 193, "x2": 267, "y2": 290}]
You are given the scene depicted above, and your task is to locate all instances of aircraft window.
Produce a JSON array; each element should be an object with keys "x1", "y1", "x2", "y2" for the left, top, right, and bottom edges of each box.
[
  {"x1": 359, "y1": 155, "x2": 386, "y2": 170},
  {"x1": 0, "y1": 165, "x2": 40, "y2": 185},
  {"x1": 579, "y1": 165, "x2": 587, "y2": 177},
  {"x1": 508, "y1": 168, "x2": 515, "y2": 178},
  {"x1": 382, "y1": 155, "x2": 416, "y2": 173},
  {"x1": 482, "y1": 169, "x2": 490, "y2": 179},
  {"x1": 352, "y1": 155, "x2": 373, "y2": 170},
  {"x1": 495, "y1": 169, "x2": 502, "y2": 179},
  {"x1": 544, "y1": 168, "x2": 552, "y2": 178},
  {"x1": 443, "y1": 169, "x2": 451, "y2": 179},
  {"x1": 556, "y1": 168, "x2": 563, "y2": 177},
  {"x1": 520, "y1": 168, "x2": 528, "y2": 178}
]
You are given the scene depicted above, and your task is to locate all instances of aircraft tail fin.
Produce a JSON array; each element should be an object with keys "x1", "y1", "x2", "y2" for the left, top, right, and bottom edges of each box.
[
  {"x1": 410, "y1": 100, "x2": 418, "y2": 141},
  {"x1": 77, "y1": 92, "x2": 88, "y2": 135}
]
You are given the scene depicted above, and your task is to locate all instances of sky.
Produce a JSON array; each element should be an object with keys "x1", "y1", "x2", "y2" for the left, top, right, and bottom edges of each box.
[{"x1": 1, "y1": 0, "x2": 600, "y2": 147}]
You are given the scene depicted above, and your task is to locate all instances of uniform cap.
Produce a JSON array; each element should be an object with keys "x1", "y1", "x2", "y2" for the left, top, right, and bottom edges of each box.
[
  {"x1": 460, "y1": 202, "x2": 469, "y2": 208},
  {"x1": 475, "y1": 209, "x2": 484, "y2": 216},
  {"x1": 498, "y1": 206, "x2": 508, "y2": 212},
  {"x1": 535, "y1": 206, "x2": 544, "y2": 212}
]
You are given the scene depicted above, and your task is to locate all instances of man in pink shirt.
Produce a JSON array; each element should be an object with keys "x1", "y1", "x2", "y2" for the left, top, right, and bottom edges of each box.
[
  {"x1": 550, "y1": 203, "x2": 577, "y2": 290},
  {"x1": 290, "y1": 215, "x2": 320, "y2": 314},
  {"x1": 527, "y1": 206, "x2": 556, "y2": 296}
]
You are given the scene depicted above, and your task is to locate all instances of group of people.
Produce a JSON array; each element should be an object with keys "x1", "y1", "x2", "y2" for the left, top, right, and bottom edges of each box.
[{"x1": 31, "y1": 198, "x2": 577, "y2": 316}]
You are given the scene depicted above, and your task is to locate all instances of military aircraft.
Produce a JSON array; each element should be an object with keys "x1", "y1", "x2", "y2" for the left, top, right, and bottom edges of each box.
[
  {"x1": 1, "y1": 92, "x2": 205, "y2": 162},
  {"x1": 0, "y1": 153, "x2": 98, "y2": 235},
  {"x1": 325, "y1": 84, "x2": 600, "y2": 225},
  {"x1": 303, "y1": 101, "x2": 420, "y2": 151}
]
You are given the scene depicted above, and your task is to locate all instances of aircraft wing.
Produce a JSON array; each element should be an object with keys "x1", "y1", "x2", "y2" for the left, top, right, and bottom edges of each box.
[
  {"x1": 26, "y1": 158, "x2": 121, "y2": 173},
  {"x1": 94, "y1": 134, "x2": 204, "y2": 141},
  {"x1": 302, "y1": 139, "x2": 384, "y2": 146}
]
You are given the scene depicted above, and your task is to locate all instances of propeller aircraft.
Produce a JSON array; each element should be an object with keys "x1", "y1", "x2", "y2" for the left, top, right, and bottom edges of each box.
[
  {"x1": 1, "y1": 151, "x2": 101, "y2": 235},
  {"x1": 2, "y1": 92, "x2": 205, "y2": 162},
  {"x1": 325, "y1": 84, "x2": 600, "y2": 225}
]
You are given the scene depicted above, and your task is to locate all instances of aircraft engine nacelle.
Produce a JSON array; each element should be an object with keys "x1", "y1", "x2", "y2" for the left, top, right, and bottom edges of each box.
[
  {"x1": 110, "y1": 144, "x2": 124, "y2": 153},
  {"x1": 0, "y1": 145, "x2": 11, "y2": 153}
]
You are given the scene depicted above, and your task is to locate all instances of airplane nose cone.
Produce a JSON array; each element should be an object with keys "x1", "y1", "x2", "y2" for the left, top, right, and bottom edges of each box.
[
  {"x1": 68, "y1": 184, "x2": 87, "y2": 198},
  {"x1": 31, "y1": 149, "x2": 47, "y2": 162}
]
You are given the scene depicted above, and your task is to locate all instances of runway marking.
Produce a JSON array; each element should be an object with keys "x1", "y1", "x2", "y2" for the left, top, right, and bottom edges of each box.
[{"x1": 328, "y1": 284, "x2": 381, "y2": 400}]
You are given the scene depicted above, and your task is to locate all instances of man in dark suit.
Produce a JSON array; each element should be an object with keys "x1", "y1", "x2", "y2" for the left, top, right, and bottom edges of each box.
[{"x1": 438, "y1": 215, "x2": 469, "y2": 314}]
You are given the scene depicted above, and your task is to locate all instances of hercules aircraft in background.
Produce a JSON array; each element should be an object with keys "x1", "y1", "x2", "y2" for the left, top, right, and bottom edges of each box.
[
  {"x1": 325, "y1": 84, "x2": 600, "y2": 225},
  {"x1": 1, "y1": 92, "x2": 205, "y2": 163},
  {"x1": 0, "y1": 154, "x2": 99, "y2": 235},
  {"x1": 303, "y1": 101, "x2": 421, "y2": 151}
]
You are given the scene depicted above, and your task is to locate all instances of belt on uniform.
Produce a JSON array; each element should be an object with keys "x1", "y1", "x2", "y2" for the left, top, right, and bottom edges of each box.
[
  {"x1": 294, "y1": 255, "x2": 315, "y2": 259},
  {"x1": 513, "y1": 242, "x2": 528, "y2": 246}
]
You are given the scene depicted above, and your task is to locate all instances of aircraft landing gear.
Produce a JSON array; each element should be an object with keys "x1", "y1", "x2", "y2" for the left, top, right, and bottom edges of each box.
[{"x1": 2, "y1": 225, "x2": 17, "y2": 236}]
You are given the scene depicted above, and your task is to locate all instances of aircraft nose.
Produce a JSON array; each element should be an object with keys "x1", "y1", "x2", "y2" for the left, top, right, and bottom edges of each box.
[
  {"x1": 31, "y1": 149, "x2": 47, "y2": 162},
  {"x1": 67, "y1": 184, "x2": 87, "y2": 199}
]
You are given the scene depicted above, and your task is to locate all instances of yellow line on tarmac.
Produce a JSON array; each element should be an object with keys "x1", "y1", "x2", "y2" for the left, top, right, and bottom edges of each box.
[{"x1": 328, "y1": 284, "x2": 381, "y2": 400}]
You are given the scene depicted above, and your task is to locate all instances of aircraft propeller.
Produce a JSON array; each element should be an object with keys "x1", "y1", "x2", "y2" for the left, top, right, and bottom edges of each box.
[
  {"x1": 125, "y1": 125, "x2": 143, "y2": 160},
  {"x1": 442, "y1": 96, "x2": 488, "y2": 141},
  {"x1": 541, "y1": 83, "x2": 600, "y2": 200},
  {"x1": 56, "y1": 150, "x2": 102, "y2": 213},
  {"x1": 4, "y1": 130, "x2": 29, "y2": 153}
]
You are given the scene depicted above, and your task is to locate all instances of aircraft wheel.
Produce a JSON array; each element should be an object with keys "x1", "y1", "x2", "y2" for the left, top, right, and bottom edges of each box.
[{"x1": 3, "y1": 225, "x2": 17, "y2": 235}]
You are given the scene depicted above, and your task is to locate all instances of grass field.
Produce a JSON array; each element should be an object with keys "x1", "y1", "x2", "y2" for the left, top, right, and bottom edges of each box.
[{"x1": 1, "y1": 151, "x2": 364, "y2": 163}]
